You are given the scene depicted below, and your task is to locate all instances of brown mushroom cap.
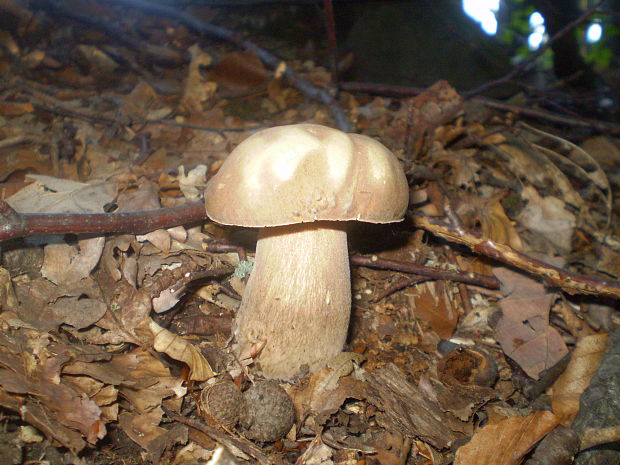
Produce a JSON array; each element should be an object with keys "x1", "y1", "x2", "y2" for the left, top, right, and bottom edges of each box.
[{"x1": 205, "y1": 124, "x2": 409, "y2": 227}]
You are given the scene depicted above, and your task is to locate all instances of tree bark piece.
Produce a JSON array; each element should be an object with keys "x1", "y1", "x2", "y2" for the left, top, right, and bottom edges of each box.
[{"x1": 365, "y1": 364, "x2": 463, "y2": 449}]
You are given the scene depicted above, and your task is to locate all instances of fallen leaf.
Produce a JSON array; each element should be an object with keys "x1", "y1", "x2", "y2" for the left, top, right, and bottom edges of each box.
[
  {"x1": 42, "y1": 237, "x2": 105, "y2": 284},
  {"x1": 0, "y1": 101, "x2": 34, "y2": 116},
  {"x1": 493, "y1": 267, "x2": 568, "y2": 379},
  {"x1": 0, "y1": 336, "x2": 106, "y2": 447},
  {"x1": 0, "y1": 267, "x2": 18, "y2": 311},
  {"x1": 551, "y1": 332, "x2": 609, "y2": 425},
  {"x1": 405, "y1": 281, "x2": 458, "y2": 339},
  {"x1": 517, "y1": 185, "x2": 576, "y2": 253},
  {"x1": 208, "y1": 51, "x2": 269, "y2": 90},
  {"x1": 178, "y1": 164, "x2": 207, "y2": 200},
  {"x1": 180, "y1": 44, "x2": 216, "y2": 116},
  {"x1": 14, "y1": 277, "x2": 106, "y2": 331},
  {"x1": 454, "y1": 410, "x2": 559, "y2": 465},
  {"x1": 149, "y1": 320, "x2": 215, "y2": 381},
  {"x1": 119, "y1": 80, "x2": 172, "y2": 121},
  {"x1": 6, "y1": 174, "x2": 116, "y2": 214}
]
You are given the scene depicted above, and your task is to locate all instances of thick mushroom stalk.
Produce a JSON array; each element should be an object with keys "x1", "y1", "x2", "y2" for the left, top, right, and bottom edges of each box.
[
  {"x1": 204, "y1": 124, "x2": 408, "y2": 379},
  {"x1": 235, "y1": 222, "x2": 350, "y2": 379}
]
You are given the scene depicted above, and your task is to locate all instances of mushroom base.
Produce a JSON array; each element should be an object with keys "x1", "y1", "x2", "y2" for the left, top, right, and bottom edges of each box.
[{"x1": 234, "y1": 222, "x2": 351, "y2": 380}]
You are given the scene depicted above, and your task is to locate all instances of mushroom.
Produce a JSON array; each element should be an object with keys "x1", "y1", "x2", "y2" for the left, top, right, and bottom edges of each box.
[{"x1": 204, "y1": 124, "x2": 408, "y2": 380}]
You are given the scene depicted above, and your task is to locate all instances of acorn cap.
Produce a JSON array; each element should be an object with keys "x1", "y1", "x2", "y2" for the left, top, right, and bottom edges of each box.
[{"x1": 205, "y1": 124, "x2": 409, "y2": 227}]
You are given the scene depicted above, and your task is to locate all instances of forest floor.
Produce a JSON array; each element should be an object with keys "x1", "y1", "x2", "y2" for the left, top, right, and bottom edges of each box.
[{"x1": 0, "y1": 2, "x2": 619, "y2": 465}]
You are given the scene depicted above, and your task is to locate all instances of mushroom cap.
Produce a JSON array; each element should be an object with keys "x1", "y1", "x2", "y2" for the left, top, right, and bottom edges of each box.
[{"x1": 205, "y1": 124, "x2": 409, "y2": 227}]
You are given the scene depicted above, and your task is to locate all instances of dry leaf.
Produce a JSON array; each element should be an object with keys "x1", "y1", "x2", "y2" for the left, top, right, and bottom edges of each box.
[
  {"x1": 180, "y1": 43, "x2": 216, "y2": 115},
  {"x1": 14, "y1": 277, "x2": 107, "y2": 331},
  {"x1": 119, "y1": 80, "x2": 172, "y2": 121},
  {"x1": 6, "y1": 174, "x2": 116, "y2": 214},
  {"x1": 178, "y1": 164, "x2": 207, "y2": 200},
  {"x1": 0, "y1": 101, "x2": 34, "y2": 116},
  {"x1": 0, "y1": 267, "x2": 18, "y2": 311},
  {"x1": 0, "y1": 337, "x2": 106, "y2": 448},
  {"x1": 493, "y1": 267, "x2": 568, "y2": 379},
  {"x1": 517, "y1": 185, "x2": 576, "y2": 253},
  {"x1": 42, "y1": 237, "x2": 105, "y2": 284},
  {"x1": 406, "y1": 281, "x2": 459, "y2": 338},
  {"x1": 208, "y1": 51, "x2": 269, "y2": 90},
  {"x1": 149, "y1": 320, "x2": 215, "y2": 381},
  {"x1": 119, "y1": 408, "x2": 167, "y2": 450},
  {"x1": 551, "y1": 333, "x2": 609, "y2": 426},
  {"x1": 456, "y1": 194, "x2": 523, "y2": 252},
  {"x1": 94, "y1": 282, "x2": 151, "y2": 345},
  {"x1": 454, "y1": 410, "x2": 559, "y2": 465}
]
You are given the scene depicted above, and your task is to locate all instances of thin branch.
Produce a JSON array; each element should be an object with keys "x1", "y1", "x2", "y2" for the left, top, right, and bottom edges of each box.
[
  {"x1": 0, "y1": 201, "x2": 208, "y2": 242},
  {"x1": 162, "y1": 407, "x2": 272, "y2": 465},
  {"x1": 412, "y1": 212, "x2": 620, "y2": 299},
  {"x1": 339, "y1": 81, "x2": 620, "y2": 134},
  {"x1": 350, "y1": 254, "x2": 500, "y2": 290}
]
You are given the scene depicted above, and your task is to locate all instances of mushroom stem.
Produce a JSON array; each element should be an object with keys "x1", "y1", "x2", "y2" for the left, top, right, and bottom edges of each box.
[{"x1": 234, "y1": 221, "x2": 351, "y2": 380}]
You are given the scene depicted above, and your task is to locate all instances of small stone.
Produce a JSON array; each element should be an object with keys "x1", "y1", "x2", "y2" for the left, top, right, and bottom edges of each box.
[
  {"x1": 200, "y1": 381, "x2": 244, "y2": 428},
  {"x1": 240, "y1": 380, "x2": 295, "y2": 442}
]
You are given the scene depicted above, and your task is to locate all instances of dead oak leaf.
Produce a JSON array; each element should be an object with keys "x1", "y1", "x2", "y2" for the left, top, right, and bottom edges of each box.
[{"x1": 493, "y1": 267, "x2": 568, "y2": 379}]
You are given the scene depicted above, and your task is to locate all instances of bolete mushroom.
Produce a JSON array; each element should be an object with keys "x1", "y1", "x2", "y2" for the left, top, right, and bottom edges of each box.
[{"x1": 204, "y1": 124, "x2": 408, "y2": 380}]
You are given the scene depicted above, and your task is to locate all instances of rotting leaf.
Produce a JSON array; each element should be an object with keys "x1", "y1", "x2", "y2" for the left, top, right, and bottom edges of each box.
[
  {"x1": 453, "y1": 410, "x2": 559, "y2": 465},
  {"x1": 493, "y1": 267, "x2": 568, "y2": 379}
]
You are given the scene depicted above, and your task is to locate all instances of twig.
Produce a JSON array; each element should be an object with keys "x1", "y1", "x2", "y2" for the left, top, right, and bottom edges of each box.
[
  {"x1": 162, "y1": 407, "x2": 272, "y2": 465},
  {"x1": 339, "y1": 81, "x2": 620, "y2": 134},
  {"x1": 412, "y1": 212, "x2": 620, "y2": 299},
  {"x1": 371, "y1": 276, "x2": 428, "y2": 302},
  {"x1": 463, "y1": 0, "x2": 607, "y2": 98},
  {"x1": 3, "y1": 200, "x2": 617, "y2": 300},
  {"x1": 0, "y1": 201, "x2": 208, "y2": 242},
  {"x1": 350, "y1": 254, "x2": 500, "y2": 290},
  {"x1": 203, "y1": 241, "x2": 248, "y2": 262},
  {"x1": 106, "y1": 0, "x2": 351, "y2": 131}
]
